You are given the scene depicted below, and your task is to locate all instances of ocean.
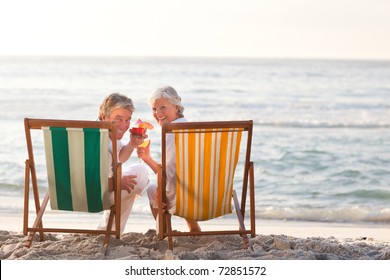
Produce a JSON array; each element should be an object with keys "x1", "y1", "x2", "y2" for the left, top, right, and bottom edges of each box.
[{"x1": 0, "y1": 56, "x2": 389, "y2": 228}]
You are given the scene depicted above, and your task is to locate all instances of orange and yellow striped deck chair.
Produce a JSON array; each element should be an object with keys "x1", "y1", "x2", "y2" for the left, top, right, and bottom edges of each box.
[
  {"x1": 157, "y1": 120, "x2": 255, "y2": 250},
  {"x1": 23, "y1": 118, "x2": 122, "y2": 248}
]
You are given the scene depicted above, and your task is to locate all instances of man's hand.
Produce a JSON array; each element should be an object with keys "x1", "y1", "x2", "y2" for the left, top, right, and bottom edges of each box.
[
  {"x1": 129, "y1": 132, "x2": 148, "y2": 149},
  {"x1": 121, "y1": 175, "x2": 137, "y2": 193}
]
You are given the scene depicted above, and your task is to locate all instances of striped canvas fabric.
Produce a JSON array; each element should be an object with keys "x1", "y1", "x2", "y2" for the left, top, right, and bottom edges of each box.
[
  {"x1": 42, "y1": 127, "x2": 110, "y2": 212},
  {"x1": 175, "y1": 128, "x2": 242, "y2": 221}
]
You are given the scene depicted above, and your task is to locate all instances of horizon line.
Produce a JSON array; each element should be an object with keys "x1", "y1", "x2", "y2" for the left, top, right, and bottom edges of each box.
[{"x1": 0, "y1": 54, "x2": 389, "y2": 62}]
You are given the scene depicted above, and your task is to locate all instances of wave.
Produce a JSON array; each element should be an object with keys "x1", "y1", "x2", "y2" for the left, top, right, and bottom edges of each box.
[
  {"x1": 334, "y1": 189, "x2": 390, "y2": 200},
  {"x1": 258, "y1": 206, "x2": 390, "y2": 224},
  {"x1": 3, "y1": 182, "x2": 390, "y2": 225}
]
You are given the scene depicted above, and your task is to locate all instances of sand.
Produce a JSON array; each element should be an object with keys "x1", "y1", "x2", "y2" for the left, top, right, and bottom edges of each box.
[{"x1": 1, "y1": 219, "x2": 390, "y2": 260}]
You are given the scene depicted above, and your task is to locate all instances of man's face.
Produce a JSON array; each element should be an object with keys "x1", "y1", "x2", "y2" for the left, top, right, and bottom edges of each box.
[{"x1": 103, "y1": 108, "x2": 132, "y2": 140}]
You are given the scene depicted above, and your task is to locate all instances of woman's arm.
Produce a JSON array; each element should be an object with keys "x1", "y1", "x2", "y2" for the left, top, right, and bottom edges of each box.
[{"x1": 137, "y1": 145, "x2": 159, "y2": 174}]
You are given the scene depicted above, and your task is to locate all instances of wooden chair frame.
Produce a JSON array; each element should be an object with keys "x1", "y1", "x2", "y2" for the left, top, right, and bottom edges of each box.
[
  {"x1": 23, "y1": 118, "x2": 122, "y2": 248},
  {"x1": 157, "y1": 120, "x2": 255, "y2": 250}
]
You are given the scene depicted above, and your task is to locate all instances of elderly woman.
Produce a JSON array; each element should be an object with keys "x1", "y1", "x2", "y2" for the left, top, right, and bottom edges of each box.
[
  {"x1": 138, "y1": 86, "x2": 201, "y2": 232},
  {"x1": 96, "y1": 93, "x2": 149, "y2": 235}
]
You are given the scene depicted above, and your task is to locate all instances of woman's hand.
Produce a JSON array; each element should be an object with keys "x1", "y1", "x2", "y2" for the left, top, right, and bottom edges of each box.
[
  {"x1": 137, "y1": 144, "x2": 150, "y2": 161},
  {"x1": 136, "y1": 141, "x2": 159, "y2": 174}
]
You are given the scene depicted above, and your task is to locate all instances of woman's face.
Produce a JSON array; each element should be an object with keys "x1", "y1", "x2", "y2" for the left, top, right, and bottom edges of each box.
[
  {"x1": 103, "y1": 108, "x2": 132, "y2": 140},
  {"x1": 151, "y1": 98, "x2": 179, "y2": 126}
]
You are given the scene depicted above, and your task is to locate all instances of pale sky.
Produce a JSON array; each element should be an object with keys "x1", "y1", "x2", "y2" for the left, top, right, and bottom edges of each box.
[{"x1": 0, "y1": 0, "x2": 390, "y2": 59}]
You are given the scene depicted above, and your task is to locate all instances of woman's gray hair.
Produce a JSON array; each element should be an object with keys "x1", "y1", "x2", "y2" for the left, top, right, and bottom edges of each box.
[
  {"x1": 149, "y1": 86, "x2": 184, "y2": 118},
  {"x1": 98, "y1": 93, "x2": 135, "y2": 120}
]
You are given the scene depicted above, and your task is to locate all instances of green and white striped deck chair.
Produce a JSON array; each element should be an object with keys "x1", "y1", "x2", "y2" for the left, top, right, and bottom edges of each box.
[
  {"x1": 23, "y1": 118, "x2": 122, "y2": 248},
  {"x1": 157, "y1": 121, "x2": 256, "y2": 250}
]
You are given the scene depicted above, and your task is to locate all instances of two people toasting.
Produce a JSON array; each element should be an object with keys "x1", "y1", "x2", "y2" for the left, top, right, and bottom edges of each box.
[{"x1": 97, "y1": 86, "x2": 201, "y2": 235}]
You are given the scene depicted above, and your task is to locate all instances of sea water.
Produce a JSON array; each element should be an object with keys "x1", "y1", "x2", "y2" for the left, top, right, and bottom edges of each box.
[{"x1": 0, "y1": 56, "x2": 389, "y2": 227}]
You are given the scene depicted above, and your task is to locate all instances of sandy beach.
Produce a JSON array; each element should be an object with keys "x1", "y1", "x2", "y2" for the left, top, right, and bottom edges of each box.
[{"x1": 1, "y1": 215, "x2": 389, "y2": 260}]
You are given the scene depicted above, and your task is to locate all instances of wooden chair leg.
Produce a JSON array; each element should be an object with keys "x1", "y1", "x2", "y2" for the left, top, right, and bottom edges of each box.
[
  {"x1": 249, "y1": 162, "x2": 256, "y2": 237},
  {"x1": 104, "y1": 208, "x2": 115, "y2": 246},
  {"x1": 233, "y1": 190, "x2": 249, "y2": 249},
  {"x1": 157, "y1": 209, "x2": 165, "y2": 240},
  {"x1": 23, "y1": 160, "x2": 30, "y2": 236},
  {"x1": 103, "y1": 208, "x2": 116, "y2": 256},
  {"x1": 166, "y1": 213, "x2": 173, "y2": 250},
  {"x1": 24, "y1": 192, "x2": 50, "y2": 247}
]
